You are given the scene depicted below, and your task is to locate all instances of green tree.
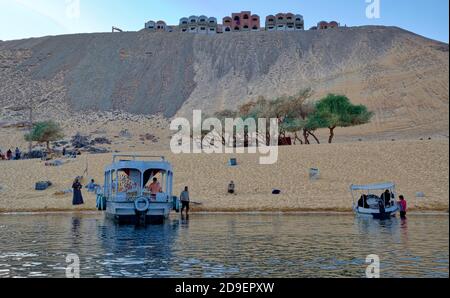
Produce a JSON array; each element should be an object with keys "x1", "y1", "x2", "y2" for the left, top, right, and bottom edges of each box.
[
  {"x1": 308, "y1": 94, "x2": 373, "y2": 143},
  {"x1": 25, "y1": 121, "x2": 64, "y2": 151}
]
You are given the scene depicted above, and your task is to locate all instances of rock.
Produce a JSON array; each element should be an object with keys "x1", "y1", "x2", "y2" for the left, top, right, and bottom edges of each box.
[
  {"x1": 90, "y1": 137, "x2": 111, "y2": 145},
  {"x1": 35, "y1": 181, "x2": 52, "y2": 191},
  {"x1": 71, "y1": 133, "x2": 90, "y2": 148}
]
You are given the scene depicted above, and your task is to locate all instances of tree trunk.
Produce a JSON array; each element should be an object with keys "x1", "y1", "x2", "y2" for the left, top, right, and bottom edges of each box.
[
  {"x1": 308, "y1": 130, "x2": 320, "y2": 144},
  {"x1": 328, "y1": 126, "x2": 336, "y2": 144},
  {"x1": 303, "y1": 129, "x2": 310, "y2": 144}
]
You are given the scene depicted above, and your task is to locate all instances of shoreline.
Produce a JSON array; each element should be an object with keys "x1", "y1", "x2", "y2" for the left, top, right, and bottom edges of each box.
[
  {"x1": 1, "y1": 140, "x2": 448, "y2": 214},
  {"x1": 1, "y1": 208, "x2": 448, "y2": 216}
]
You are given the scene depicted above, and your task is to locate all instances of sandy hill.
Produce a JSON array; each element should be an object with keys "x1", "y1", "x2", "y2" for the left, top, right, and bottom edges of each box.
[{"x1": 0, "y1": 26, "x2": 448, "y2": 150}]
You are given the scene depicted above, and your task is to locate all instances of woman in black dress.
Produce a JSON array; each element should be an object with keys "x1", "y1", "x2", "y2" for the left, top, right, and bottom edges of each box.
[{"x1": 72, "y1": 178, "x2": 84, "y2": 205}]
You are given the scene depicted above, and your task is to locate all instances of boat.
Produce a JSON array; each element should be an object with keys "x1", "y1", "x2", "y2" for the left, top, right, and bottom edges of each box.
[
  {"x1": 102, "y1": 154, "x2": 180, "y2": 225},
  {"x1": 350, "y1": 182, "x2": 399, "y2": 220}
]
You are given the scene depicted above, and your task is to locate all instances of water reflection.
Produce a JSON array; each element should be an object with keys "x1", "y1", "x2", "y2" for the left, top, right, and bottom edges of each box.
[{"x1": 0, "y1": 213, "x2": 447, "y2": 278}]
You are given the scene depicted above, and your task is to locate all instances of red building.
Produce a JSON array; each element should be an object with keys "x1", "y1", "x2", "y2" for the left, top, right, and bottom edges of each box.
[
  {"x1": 317, "y1": 21, "x2": 339, "y2": 30},
  {"x1": 224, "y1": 11, "x2": 260, "y2": 32}
]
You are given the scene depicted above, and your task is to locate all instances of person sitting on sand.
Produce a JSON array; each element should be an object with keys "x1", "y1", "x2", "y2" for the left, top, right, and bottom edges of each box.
[
  {"x1": 180, "y1": 186, "x2": 190, "y2": 216},
  {"x1": 148, "y1": 178, "x2": 162, "y2": 195},
  {"x1": 398, "y1": 195, "x2": 407, "y2": 219},
  {"x1": 228, "y1": 181, "x2": 235, "y2": 194},
  {"x1": 86, "y1": 179, "x2": 98, "y2": 192},
  {"x1": 72, "y1": 178, "x2": 84, "y2": 206}
]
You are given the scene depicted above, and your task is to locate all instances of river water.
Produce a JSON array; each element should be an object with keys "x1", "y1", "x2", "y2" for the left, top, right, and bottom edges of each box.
[{"x1": 0, "y1": 213, "x2": 448, "y2": 278}]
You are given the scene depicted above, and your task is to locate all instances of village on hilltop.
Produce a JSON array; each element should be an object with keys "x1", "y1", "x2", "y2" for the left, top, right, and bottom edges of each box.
[{"x1": 138, "y1": 11, "x2": 339, "y2": 34}]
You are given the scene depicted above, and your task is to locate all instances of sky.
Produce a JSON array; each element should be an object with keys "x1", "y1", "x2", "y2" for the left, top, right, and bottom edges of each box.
[{"x1": 0, "y1": 0, "x2": 448, "y2": 43}]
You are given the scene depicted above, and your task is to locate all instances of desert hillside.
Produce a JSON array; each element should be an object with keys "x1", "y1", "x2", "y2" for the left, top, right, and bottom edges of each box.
[{"x1": 0, "y1": 26, "x2": 448, "y2": 150}]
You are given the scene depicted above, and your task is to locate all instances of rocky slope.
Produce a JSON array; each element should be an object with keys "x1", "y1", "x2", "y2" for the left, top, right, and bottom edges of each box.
[{"x1": 0, "y1": 26, "x2": 448, "y2": 149}]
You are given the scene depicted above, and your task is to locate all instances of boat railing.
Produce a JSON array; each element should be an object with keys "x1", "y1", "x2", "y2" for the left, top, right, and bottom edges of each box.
[{"x1": 112, "y1": 154, "x2": 166, "y2": 163}]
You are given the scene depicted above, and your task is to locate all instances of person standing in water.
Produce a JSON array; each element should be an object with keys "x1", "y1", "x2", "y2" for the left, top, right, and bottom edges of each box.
[
  {"x1": 398, "y1": 195, "x2": 407, "y2": 219},
  {"x1": 72, "y1": 178, "x2": 84, "y2": 206},
  {"x1": 180, "y1": 186, "x2": 190, "y2": 216}
]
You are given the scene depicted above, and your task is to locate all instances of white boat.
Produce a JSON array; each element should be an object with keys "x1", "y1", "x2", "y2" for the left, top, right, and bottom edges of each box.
[
  {"x1": 102, "y1": 154, "x2": 180, "y2": 225},
  {"x1": 350, "y1": 182, "x2": 399, "y2": 220}
]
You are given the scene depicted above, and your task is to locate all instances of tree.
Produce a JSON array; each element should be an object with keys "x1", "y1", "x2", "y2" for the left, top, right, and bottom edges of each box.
[
  {"x1": 25, "y1": 121, "x2": 64, "y2": 151},
  {"x1": 308, "y1": 94, "x2": 373, "y2": 143}
]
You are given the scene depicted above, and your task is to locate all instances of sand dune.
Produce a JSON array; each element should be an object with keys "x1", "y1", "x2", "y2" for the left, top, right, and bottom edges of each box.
[{"x1": 0, "y1": 140, "x2": 448, "y2": 213}]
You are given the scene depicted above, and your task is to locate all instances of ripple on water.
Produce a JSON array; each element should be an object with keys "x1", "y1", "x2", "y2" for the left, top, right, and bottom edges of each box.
[{"x1": 0, "y1": 213, "x2": 448, "y2": 278}]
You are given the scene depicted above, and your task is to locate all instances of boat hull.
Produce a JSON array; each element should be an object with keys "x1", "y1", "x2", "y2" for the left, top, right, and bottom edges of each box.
[
  {"x1": 105, "y1": 200, "x2": 173, "y2": 225},
  {"x1": 354, "y1": 205, "x2": 399, "y2": 220}
]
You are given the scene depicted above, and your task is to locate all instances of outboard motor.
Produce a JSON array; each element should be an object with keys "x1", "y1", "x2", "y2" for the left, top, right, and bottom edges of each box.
[{"x1": 134, "y1": 197, "x2": 150, "y2": 225}]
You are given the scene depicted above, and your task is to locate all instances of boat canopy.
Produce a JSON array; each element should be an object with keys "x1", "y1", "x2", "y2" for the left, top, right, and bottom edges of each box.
[
  {"x1": 104, "y1": 155, "x2": 172, "y2": 173},
  {"x1": 350, "y1": 182, "x2": 395, "y2": 191}
]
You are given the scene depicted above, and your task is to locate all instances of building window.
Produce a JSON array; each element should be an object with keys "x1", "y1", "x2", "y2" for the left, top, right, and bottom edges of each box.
[
  {"x1": 225, "y1": 27, "x2": 231, "y2": 32},
  {"x1": 252, "y1": 26, "x2": 258, "y2": 30},
  {"x1": 243, "y1": 14, "x2": 249, "y2": 19},
  {"x1": 234, "y1": 16, "x2": 240, "y2": 21},
  {"x1": 234, "y1": 26, "x2": 240, "y2": 31}
]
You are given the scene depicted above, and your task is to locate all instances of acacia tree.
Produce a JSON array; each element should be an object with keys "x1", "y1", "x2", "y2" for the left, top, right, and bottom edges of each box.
[
  {"x1": 24, "y1": 121, "x2": 64, "y2": 151},
  {"x1": 308, "y1": 94, "x2": 373, "y2": 143}
]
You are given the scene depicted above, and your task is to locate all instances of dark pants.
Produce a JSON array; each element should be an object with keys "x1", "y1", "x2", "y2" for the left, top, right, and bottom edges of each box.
[
  {"x1": 181, "y1": 201, "x2": 190, "y2": 213},
  {"x1": 400, "y1": 211, "x2": 407, "y2": 219}
]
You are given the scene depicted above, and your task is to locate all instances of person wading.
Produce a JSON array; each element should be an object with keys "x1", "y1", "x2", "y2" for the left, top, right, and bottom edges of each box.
[{"x1": 180, "y1": 186, "x2": 190, "y2": 216}]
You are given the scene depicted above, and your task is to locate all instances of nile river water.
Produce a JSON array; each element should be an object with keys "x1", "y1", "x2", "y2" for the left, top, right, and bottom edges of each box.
[{"x1": 0, "y1": 213, "x2": 448, "y2": 278}]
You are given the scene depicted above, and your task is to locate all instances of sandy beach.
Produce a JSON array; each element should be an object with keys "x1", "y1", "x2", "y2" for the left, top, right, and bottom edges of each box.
[{"x1": 0, "y1": 139, "x2": 448, "y2": 213}]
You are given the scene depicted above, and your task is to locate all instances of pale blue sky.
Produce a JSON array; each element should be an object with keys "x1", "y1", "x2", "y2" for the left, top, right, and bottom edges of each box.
[{"x1": 0, "y1": 0, "x2": 448, "y2": 42}]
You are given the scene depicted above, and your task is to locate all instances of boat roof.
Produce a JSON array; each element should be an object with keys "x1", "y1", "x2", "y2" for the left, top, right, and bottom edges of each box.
[
  {"x1": 105, "y1": 154, "x2": 173, "y2": 172},
  {"x1": 350, "y1": 182, "x2": 395, "y2": 191}
]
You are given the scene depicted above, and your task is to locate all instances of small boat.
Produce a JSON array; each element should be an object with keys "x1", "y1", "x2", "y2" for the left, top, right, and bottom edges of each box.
[
  {"x1": 102, "y1": 154, "x2": 180, "y2": 225},
  {"x1": 350, "y1": 182, "x2": 399, "y2": 219}
]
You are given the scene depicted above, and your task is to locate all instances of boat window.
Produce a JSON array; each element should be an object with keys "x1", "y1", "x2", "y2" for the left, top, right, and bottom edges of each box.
[{"x1": 143, "y1": 169, "x2": 167, "y2": 194}]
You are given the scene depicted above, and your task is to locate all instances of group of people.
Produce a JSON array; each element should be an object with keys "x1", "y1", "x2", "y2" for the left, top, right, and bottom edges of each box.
[
  {"x1": 358, "y1": 189, "x2": 408, "y2": 219},
  {"x1": 0, "y1": 147, "x2": 21, "y2": 160}
]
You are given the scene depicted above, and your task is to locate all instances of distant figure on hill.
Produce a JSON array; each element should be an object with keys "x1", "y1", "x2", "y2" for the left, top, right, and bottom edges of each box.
[
  {"x1": 15, "y1": 147, "x2": 21, "y2": 160},
  {"x1": 228, "y1": 181, "x2": 235, "y2": 194},
  {"x1": 6, "y1": 149, "x2": 12, "y2": 160},
  {"x1": 72, "y1": 178, "x2": 84, "y2": 206},
  {"x1": 180, "y1": 186, "x2": 190, "y2": 216},
  {"x1": 62, "y1": 147, "x2": 66, "y2": 156},
  {"x1": 398, "y1": 195, "x2": 408, "y2": 219}
]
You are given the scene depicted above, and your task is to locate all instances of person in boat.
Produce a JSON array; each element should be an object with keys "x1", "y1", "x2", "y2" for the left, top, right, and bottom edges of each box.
[
  {"x1": 180, "y1": 186, "x2": 190, "y2": 216},
  {"x1": 381, "y1": 190, "x2": 392, "y2": 207},
  {"x1": 398, "y1": 195, "x2": 407, "y2": 219},
  {"x1": 228, "y1": 181, "x2": 236, "y2": 194},
  {"x1": 358, "y1": 194, "x2": 368, "y2": 208},
  {"x1": 72, "y1": 177, "x2": 84, "y2": 206},
  {"x1": 148, "y1": 178, "x2": 162, "y2": 195}
]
